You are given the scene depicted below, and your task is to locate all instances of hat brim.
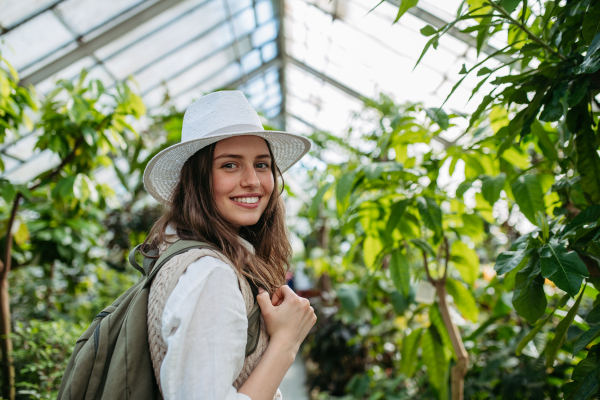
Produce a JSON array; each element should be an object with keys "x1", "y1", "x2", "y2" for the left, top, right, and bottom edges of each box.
[{"x1": 143, "y1": 130, "x2": 311, "y2": 204}]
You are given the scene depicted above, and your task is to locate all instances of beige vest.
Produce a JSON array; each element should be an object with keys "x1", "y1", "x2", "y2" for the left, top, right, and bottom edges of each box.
[{"x1": 147, "y1": 245, "x2": 270, "y2": 391}]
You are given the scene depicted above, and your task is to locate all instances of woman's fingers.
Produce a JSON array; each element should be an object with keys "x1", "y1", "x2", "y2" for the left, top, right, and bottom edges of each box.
[{"x1": 271, "y1": 286, "x2": 284, "y2": 306}]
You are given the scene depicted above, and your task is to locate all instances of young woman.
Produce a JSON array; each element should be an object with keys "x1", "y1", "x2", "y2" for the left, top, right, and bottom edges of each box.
[{"x1": 141, "y1": 90, "x2": 316, "y2": 400}]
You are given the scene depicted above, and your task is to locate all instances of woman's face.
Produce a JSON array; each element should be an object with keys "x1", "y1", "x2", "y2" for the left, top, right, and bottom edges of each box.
[{"x1": 212, "y1": 135, "x2": 275, "y2": 228}]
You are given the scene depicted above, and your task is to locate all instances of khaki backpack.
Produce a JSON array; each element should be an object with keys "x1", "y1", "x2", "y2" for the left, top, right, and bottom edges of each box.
[{"x1": 57, "y1": 240, "x2": 262, "y2": 400}]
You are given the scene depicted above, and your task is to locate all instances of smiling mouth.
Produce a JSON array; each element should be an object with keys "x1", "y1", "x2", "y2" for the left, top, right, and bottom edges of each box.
[{"x1": 230, "y1": 196, "x2": 260, "y2": 204}]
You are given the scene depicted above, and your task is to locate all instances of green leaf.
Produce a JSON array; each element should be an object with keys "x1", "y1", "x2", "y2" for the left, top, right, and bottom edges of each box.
[
  {"x1": 587, "y1": 305, "x2": 600, "y2": 324},
  {"x1": 583, "y1": 3, "x2": 600, "y2": 45},
  {"x1": 394, "y1": 0, "x2": 419, "y2": 23},
  {"x1": 576, "y1": 128, "x2": 600, "y2": 204},
  {"x1": 400, "y1": 328, "x2": 423, "y2": 377},
  {"x1": 481, "y1": 173, "x2": 506, "y2": 205},
  {"x1": 416, "y1": 196, "x2": 442, "y2": 236},
  {"x1": 494, "y1": 249, "x2": 527, "y2": 275},
  {"x1": 477, "y1": 67, "x2": 492, "y2": 76},
  {"x1": 446, "y1": 278, "x2": 478, "y2": 322},
  {"x1": 515, "y1": 295, "x2": 567, "y2": 356},
  {"x1": 363, "y1": 163, "x2": 384, "y2": 180},
  {"x1": 540, "y1": 243, "x2": 589, "y2": 297},
  {"x1": 573, "y1": 325, "x2": 600, "y2": 356},
  {"x1": 1, "y1": 182, "x2": 16, "y2": 204},
  {"x1": 336, "y1": 171, "x2": 357, "y2": 205},
  {"x1": 390, "y1": 249, "x2": 410, "y2": 296},
  {"x1": 501, "y1": 0, "x2": 521, "y2": 13},
  {"x1": 512, "y1": 253, "x2": 547, "y2": 323},
  {"x1": 468, "y1": 95, "x2": 493, "y2": 130},
  {"x1": 337, "y1": 284, "x2": 365, "y2": 312},
  {"x1": 511, "y1": 174, "x2": 545, "y2": 224},
  {"x1": 411, "y1": 238, "x2": 435, "y2": 257},
  {"x1": 386, "y1": 199, "x2": 409, "y2": 236},
  {"x1": 363, "y1": 236, "x2": 383, "y2": 268},
  {"x1": 430, "y1": 304, "x2": 457, "y2": 360},
  {"x1": 421, "y1": 327, "x2": 448, "y2": 397},
  {"x1": 390, "y1": 290, "x2": 409, "y2": 314},
  {"x1": 459, "y1": 64, "x2": 467, "y2": 74},
  {"x1": 456, "y1": 180, "x2": 473, "y2": 198},
  {"x1": 535, "y1": 211, "x2": 550, "y2": 242},
  {"x1": 425, "y1": 108, "x2": 450, "y2": 130},
  {"x1": 415, "y1": 34, "x2": 439, "y2": 70},
  {"x1": 567, "y1": 80, "x2": 590, "y2": 107},
  {"x1": 571, "y1": 368, "x2": 600, "y2": 399},
  {"x1": 451, "y1": 241, "x2": 479, "y2": 285},
  {"x1": 308, "y1": 182, "x2": 332, "y2": 219},
  {"x1": 420, "y1": 25, "x2": 437, "y2": 36},
  {"x1": 545, "y1": 287, "x2": 585, "y2": 368}
]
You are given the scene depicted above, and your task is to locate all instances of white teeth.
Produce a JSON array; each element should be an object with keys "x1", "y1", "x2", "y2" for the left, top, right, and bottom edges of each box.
[{"x1": 232, "y1": 197, "x2": 259, "y2": 204}]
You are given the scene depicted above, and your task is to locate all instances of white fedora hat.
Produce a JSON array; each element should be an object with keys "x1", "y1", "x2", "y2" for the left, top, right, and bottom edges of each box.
[{"x1": 143, "y1": 90, "x2": 311, "y2": 204}]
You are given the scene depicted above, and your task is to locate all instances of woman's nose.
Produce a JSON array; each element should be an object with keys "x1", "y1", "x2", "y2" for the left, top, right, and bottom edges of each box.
[{"x1": 241, "y1": 168, "x2": 260, "y2": 188}]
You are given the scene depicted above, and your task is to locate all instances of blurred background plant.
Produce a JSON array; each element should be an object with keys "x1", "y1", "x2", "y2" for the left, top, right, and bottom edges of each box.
[{"x1": 0, "y1": 0, "x2": 599, "y2": 398}]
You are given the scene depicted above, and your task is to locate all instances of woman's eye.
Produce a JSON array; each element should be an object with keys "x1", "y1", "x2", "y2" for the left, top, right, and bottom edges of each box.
[
  {"x1": 223, "y1": 163, "x2": 237, "y2": 169},
  {"x1": 256, "y1": 162, "x2": 269, "y2": 169}
]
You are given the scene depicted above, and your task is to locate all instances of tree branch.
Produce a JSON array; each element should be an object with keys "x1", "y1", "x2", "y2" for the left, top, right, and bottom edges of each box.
[
  {"x1": 422, "y1": 250, "x2": 435, "y2": 285},
  {"x1": 442, "y1": 236, "x2": 450, "y2": 282},
  {"x1": 30, "y1": 136, "x2": 85, "y2": 191}
]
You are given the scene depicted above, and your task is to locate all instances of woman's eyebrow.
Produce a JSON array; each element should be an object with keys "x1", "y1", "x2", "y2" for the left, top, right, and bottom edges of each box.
[{"x1": 213, "y1": 153, "x2": 272, "y2": 161}]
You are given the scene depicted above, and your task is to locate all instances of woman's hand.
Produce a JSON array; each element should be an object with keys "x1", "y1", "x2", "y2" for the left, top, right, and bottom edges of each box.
[{"x1": 256, "y1": 285, "x2": 316, "y2": 353}]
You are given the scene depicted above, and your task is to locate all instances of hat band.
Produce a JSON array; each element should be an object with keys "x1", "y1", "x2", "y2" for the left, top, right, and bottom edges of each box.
[{"x1": 184, "y1": 123, "x2": 265, "y2": 142}]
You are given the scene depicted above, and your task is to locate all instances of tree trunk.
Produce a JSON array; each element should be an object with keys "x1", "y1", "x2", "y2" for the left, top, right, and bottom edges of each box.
[
  {"x1": 435, "y1": 282, "x2": 468, "y2": 400},
  {"x1": 0, "y1": 193, "x2": 21, "y2": 400}
]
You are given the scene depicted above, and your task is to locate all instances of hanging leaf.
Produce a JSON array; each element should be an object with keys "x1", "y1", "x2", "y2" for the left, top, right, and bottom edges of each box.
[
  {"x1": 336, "y1": 284, "x2": 365, "y2": 312},
  {"x1": 512, "y1": 253, "x2": 547, "y2": 323},
  {"x1": 308, "y1": 182, "x2": 333, "y2": 219},
  {"x1": 400, "y1": 328, "x2": 423, "y2": 377},
  {"x1": 394, "y1": 0, "x2": 419, "y2": 22},
  {"x1": 421, "y1": 327, "x2": 449, "y2": 399},
  {"x1": 420, "y1": 25, "x2": 437, "y2": 36},
  {"x1": 546, "y1": 287, "x2": 585, "y2": 368},
  {"x1": 425, "y1": 108, "x2": 450, "y2": 130},
  {"x1": 540, "y1": 243, "x2": 588, "y2": 297},
  {"x1": 495, "y1": 249, "x2": 528, "y2": 275},
  {"x1": 501, "y1": 0, "x2": 521, "y2": 13},
  {"x1": 582, "y1": 3, "x2": 600, "y2": 44},
  {"x1": 587, "y1": 305, "x2": 600, "y2": 324},
  {"x1": 456, "y1": 180, "x2": 473, "y2": 198},
  {"x1": 363, "y1": 235, "x2": 383, "y2": 268},
  {"x1": 511, "y1": 174, "x2": 545, "y2": 224},
  {"x1": 386, "y1": 198, "x2": 409, "y2": 236},
  {"x1": 416, "y1": 196, "x2": 442, "y2": 236},
  {"x1": 515, "y1": 295, "x2": 569, "y2": 356},
  {"x1": 410, "y1": 238, "x2": 436, "y2": 257},
  {"x1": 390, "y1": 249, "x2": 411, "y2": 296},
  {"x1": 573, "y1": 325, "x2": 600, "y2": 356},
  {"x1": 481, "y1": 173, "x2": 506, "y2": 205},
  {"x1": 336, "y1": 170, "x2": 357, "y2": 205},
  {"x1": 446, "y1": 278, "x2": 479, "y2": 322},
  {"x1": 451, "y1": 241, "x2": 480, "y2": 285},
  {"x1": 576, "y1": 128, "x2": 600, "y2": 204}
]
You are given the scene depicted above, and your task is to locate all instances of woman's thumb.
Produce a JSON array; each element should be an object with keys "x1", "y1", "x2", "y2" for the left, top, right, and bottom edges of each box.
[{"x1": 256, "y1": 287, "x2": 273, "y2": 310}]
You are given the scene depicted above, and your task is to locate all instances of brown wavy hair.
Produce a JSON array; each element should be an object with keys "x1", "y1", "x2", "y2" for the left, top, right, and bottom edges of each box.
[{"x1": 143, "y1": 139, "x2": 291, "y2": 293}]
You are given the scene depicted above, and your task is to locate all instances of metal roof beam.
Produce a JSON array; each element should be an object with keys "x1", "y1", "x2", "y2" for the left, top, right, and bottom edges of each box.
[
  {"x1": 21, "y1": 0, "x2": 188, "y2": 85},
  {"x1": 275, "y1": 0, "x2": 287, "y2": 131}
]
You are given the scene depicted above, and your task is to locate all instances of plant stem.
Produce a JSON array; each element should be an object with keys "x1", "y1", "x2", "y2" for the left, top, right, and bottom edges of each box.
[{"x1": 489, "y1": 3, "x2": 567, "y2": 61}]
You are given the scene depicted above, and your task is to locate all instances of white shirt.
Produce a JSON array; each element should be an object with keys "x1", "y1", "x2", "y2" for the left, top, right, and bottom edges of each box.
[{"x1": 160, "y1": 242, "x2": 283, "y2": 399}]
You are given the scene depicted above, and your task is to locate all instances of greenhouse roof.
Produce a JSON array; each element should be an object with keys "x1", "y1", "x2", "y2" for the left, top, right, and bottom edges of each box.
[{"x1": 0, "y1": 0, "x2": 505, "y2": 183}]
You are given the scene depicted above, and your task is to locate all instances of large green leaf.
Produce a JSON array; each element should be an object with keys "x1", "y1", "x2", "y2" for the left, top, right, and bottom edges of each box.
[
  {"x1": 429, "y1": 304, "x2": 457, "y2": 360},
  {"x1": 576, "y1": 128, "x2": 600, "y2": 204},
  {"x1": 390, "y1": 249, "x2": 410, "y2": 296},
  {"x1": 308, "y1": 182, "x2": 333, "y2": 219},
  {"x1": 495, "y1": 249, "x2": 528, "y2": 275},
  {"x1": 451, "y1": 241, "x2": 480, "y2": 285},
  {"x1": 516, "y1": 294, "x2": 569, "y2": 356},
  {"x1": 421, "y1": 327, "x2": 449, "y2": 400},
  {"x1": 511, "y1": 174, "x2": 545, "y2": 224},
  {"x1": 425, "y1": 108, "x2": 450, "y2": 130},
  {"x1": 363, "y1": 235, "x2": 383, "y2": 268},
  {"x1": 400, "y1": 328, "x2": 423, "y2": 377},
  {"x1": 385, "y1": 199, "x2": 409, "y2": 236},
  {"x1": 512, "y1": 253, "x2": 547, "y2": 323},
  {"x1": 583, "y1": 3, "x2": 600, "y2": 44},
  {"x1": 336, "y1": 171, "x2": 357, "y2": 205},
  {"x1": 540, "y1": 243, "x2": 588, "y2": 297},
  {"x1": 573, "y1": 324, "x2": 600, "y2": 356},
  {"x1": 546, "y1": 287, "x2": 585, "y2": 368},
  {"x1": 416, "y1": 196, "x2": 442, "y2": 236},
  {"x1": 481, "y1": 173, "x2": 506, "y2": 205},
  {"x1": 336, "y1": 284, "x2": 365, "y2": 312},
  {"x1": 446, "y1": 278, "x2": 478, "y2": 322}
]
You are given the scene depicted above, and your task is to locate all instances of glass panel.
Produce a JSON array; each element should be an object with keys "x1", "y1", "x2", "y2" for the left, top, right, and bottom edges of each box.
[
  {"x1": 103, "y1": 0, "x2": 227, "y2": 80},
  {"x1": 35, "y1": 56, "x2": 95, "y2": 94},
  {"x1": 225, "y1": 0, "x2": 251, "y2": 15},
  {"x1": 261, "y1": 41, "x2": 277, "y2": 62},
  {"x1": 255, "y1": 0, "x2": 274, "y2": 25},
  {"x1": 252, "y1": 19, "x2": 277, "y2": 48},
  {"x1": 0, "y1": 10, "x2": 74, "y2": 71},
  {"x1": 231, "y1": 7, "x2": 255, "y2": 38},
  {"x1": 0, "y1": 0, "x2": 59, "y2": 28},
  {"x1": 55, "y1": 0, "x2": 146, "y2": 35},
  {"x1": 241, "y1": 48, "x2": 261, "y2": 73},
  {"x1": 2, "y1": 150, "x2": 60, "y2": 183},
  {"x1": 94, "y1": 0, "x2": 210, "y2": 60}
]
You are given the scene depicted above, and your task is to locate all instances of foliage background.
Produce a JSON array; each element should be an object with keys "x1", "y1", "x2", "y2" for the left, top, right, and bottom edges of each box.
[{"x1": 0, "y1": 0, "x2": 600, "y2": 399}]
